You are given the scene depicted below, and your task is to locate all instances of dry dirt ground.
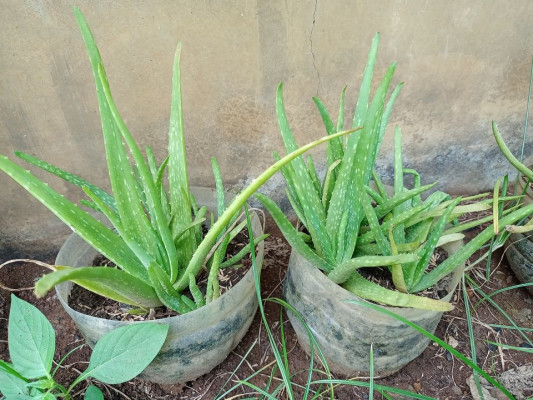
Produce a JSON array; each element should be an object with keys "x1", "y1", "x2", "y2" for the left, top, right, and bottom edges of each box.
[{"x1": 1, "y1": 221, "x2": 532, "y2": 399}]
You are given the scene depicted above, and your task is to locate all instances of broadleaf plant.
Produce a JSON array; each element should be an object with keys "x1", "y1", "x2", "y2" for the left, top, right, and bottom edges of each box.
[
  {"x1": 0, "y1": 8, "x2": 356, "y2": 313},
  {"x1": 257, "y1": 33, "x2": 533, "y2": 311},
  {"x1": 0, "y1": 295, "x2": 168, "y2": 399}
]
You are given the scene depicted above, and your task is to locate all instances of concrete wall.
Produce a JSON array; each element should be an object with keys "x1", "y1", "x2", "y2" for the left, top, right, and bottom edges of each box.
[{"x1": 2, "y1": 0, "x2": 533, "y2": 257}]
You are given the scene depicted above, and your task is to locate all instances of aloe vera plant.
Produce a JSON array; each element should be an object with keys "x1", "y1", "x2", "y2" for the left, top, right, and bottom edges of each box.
[
  {"x1": 257, "y1": 33, "x2": 533, "y2": 311},
  {"x1": 0, "y1": 8, "x2": 355, "y2": 313}
]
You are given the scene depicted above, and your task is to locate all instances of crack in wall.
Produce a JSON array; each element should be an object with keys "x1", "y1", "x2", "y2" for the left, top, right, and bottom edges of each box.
[{"x1": 310, "y1": 0, "x2": 320, "y2": 96}]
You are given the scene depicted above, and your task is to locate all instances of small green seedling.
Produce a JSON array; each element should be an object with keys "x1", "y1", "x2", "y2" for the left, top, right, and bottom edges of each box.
[{"x1": 0, "y1": 295, "x2": 168, "y2": 399}]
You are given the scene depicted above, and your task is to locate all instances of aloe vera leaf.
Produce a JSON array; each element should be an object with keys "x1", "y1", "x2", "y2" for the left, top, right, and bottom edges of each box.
[
  {"x1": 359, "y1": 178, "x2": 391, "y2": 256},
  {"x1": 256, "y1": 193, "x2": 334, "y2": 272},
  {"x1": 327, "y1": 63, "x2": 396, "y2": 261},
  {"x1": 220, "y1": 233, "x2": 269, "y2": 268},
  {"x1": 365, "y1": 184, "x2": 384, "y2": 205},
  {"x1": 189, "y1": 273, "x2": 205, "y2": 308},
  {"x1": 355, "y1": 241, "x2": 420, "y2": 256},
  {"x1": 373, "y1": 183, "x2": 436, "y2": 219},
  {"x1": 389, "y1": 227, "x2": 408, "y2": 293},
  {"x1": 15, "y1": 151, "x2": 117, "y2": 213},
  {"x1": 392, "y1": 127, "x2": 407, "y2": 245},
  {"x1": 403, "y1": 169, "x2": 422, "y2": 205},
  {"x1": 493, "y1": 121, "x2": 533, "y2": 181},
  {"x1": 285, "y1": 187, "x2": 308, "y2": 229},
  {"x1": 211, "y1": 157, "x2": 226, "y2": 221},
  {"x1": 35, "y1": 266, "x2": 161, "y2": 307},
  {"x1": 147, "y1": 262, "x2": 192, "y2": 313},
  {"x1": 0, "y1": 155, "x2": 145, "y2": 278},
  {"x1": 335, "y1": 209, "x2": 349, "y2": 264},
  {"x1": 342, "y1": 271, "x2": 453, "y2": 311},
  {"x1": 358, "y1": 202, "x2": 431, "y2": 245},
  {"x1": 337, "y1": 86, "x2": 347, "y2": 135},
  {"x1": 442, "y1": 205, "x2": 519, "y2": 235},
  {"x1": 328, "y1": 253, "x2": 418, "y2": 284},
  {"x1": 175, "y1": 128, "x2": 356, "y2": 290},
  {"x1": 277, "y1": 84, "x2": 333, "y2": 262},
  {"x1": 321, "y1": 159, "x2": 341, "y2": 211},
  {"x1": 409, "y1": 198, "x2": 461, "y2": 289},
  {"x1": 173, "y1": 217, "x2": 206, "y2": 243},
  {"x1": 95, "y1": 63, "x2": 179, "y2": 282},
  {"x1": 167, "y1": 43, "x2": 196, "y2": 268},
  {"x1": 412, "y1": 201, "x2": 533, "y2": 292},
  {"x1": 313, "y1": 96, "x2": 343, "y2": 166},
  {"x1": 306, "y1": 154, "x2": 322, "y2": 196},
  {"x1": 351, "y1": 33, "x2": 380, "y2": 143},
  {"x1": 436, "y1": 233, "x2": 465, "y2": 247},
  {"x1": 206, "y1": 248, "x2": 223, "y2": 304},
  {"x1": 74, "y1": 9, "x2": 163, "y2": 270},
  {"x1": 82, "y1": 186, "x2": 159, "y2": 270},
  {"x1": 493, "y1": 177, "x2": 502, "y2": 234},
  {"x1": 377, "y1": 83, "x2": 403, "y2": 147},
  {"x1": 372, "y1": 170, "x2": 389, "y2": 200}
]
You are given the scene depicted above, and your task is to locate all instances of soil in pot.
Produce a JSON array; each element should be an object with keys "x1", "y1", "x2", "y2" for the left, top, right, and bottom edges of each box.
[{"x1": 68, "y1": 229, "x2": 253, "y2": 322}]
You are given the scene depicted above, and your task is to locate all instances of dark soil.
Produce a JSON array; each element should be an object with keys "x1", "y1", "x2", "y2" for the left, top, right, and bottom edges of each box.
[{"x1": 1, "y1": 221, "x2": 532, "y2": 399}]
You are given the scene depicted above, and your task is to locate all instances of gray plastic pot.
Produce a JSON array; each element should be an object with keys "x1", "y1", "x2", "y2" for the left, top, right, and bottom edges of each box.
[
  {"x1": 505, "y1": 232, "x2": 533, "y2": 295},
  {"x1": 55, "y1": 187, "x2": 262, "y2": 384},
  {"x1": 283, "y1": 240, "x2": 464, "y2": 377}
]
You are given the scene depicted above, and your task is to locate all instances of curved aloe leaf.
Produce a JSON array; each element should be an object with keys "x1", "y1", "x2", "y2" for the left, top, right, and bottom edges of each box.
[
  {"x1": 342, "y1": 271, "x2": 452, "y2": 311},
  {"x1": 0, "y1": 155, "x2": 146, "y2": 281},
  {"x1": 493, "y1": 121, "x2": 533, "y2": 182},
  {"x1": 413, "y1": 201, "x2": 533, "y2": 292},
  {"x1": 255, "y1": 193, "x2": 335, "y2": 272},
  {"x1": 328, "y1": 253, "x2": 418, "y2": 284},
  {"x1": 34, "y1": 267, "x2": 162, "y2": 308},
  {"x1": 174, "y1": 128, "x2": 357, "y2": 290}
]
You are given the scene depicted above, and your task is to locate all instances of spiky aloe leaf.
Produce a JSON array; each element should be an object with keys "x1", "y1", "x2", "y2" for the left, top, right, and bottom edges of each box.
[
  {"x1": 343, "y1": 271, "x2": 453, "y2": 311},
  {"x1": 168, "y1": 43, "x2": 196, "y2": 266},
  {"x1": 413, "y1": 201, "x2": 533, "y2": 292},
  {"x1": 493, "y1": 121, "x2": 533, "y2": 182},
  {"x1": 147, "y1": 262, "x2": 192, "y2": 313},
  {"x1": 0, "y1": 155, "x2": 145, "y2": 280},
  {"x1": 15, "y1": 151, "x2": 116, "y2": 213},
  {"x1": 256, "y1": 193, "x2": 334, "y2": 272},
  {"x1": 174, "y1": 128, "x2": 358, "y2": 291},
  {"x1": 74, "y1": 8, "x2": 163, "y2": 272},
  {"x1": 35, "y1": 267, "x2": 161, "y2": 307},
  {"x1": 277, "y1": 83, "x2": 333, "y2": 262}
]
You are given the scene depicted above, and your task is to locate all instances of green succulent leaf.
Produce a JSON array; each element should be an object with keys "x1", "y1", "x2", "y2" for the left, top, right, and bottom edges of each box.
[{"x1": 35, "y1": 267, "x2": 162, "y2": 308}]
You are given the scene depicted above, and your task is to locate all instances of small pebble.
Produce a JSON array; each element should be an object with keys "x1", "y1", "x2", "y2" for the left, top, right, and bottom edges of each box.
[
  {"x1": 446, "y1": 351, "x2": 453, "y2": 361},
  {"x1": 519, "y1": 342, "x2": 533, "y2": 348},
  {"x1": 413, "y1": 382, "x2": 422, "y2": 392},
  {"x1": 451, "y1": 386, "x2": 462, "y2": 396}
]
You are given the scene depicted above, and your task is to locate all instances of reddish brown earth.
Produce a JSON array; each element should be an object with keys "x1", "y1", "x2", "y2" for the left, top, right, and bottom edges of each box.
[{"x1": 1, "y1": 221, "x2": 532, "y2": 399}]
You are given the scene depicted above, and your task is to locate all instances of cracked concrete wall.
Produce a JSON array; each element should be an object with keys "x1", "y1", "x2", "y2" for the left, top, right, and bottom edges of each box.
[{"x1": 1, "y1": 0, "x2": 533, "y2": 257}]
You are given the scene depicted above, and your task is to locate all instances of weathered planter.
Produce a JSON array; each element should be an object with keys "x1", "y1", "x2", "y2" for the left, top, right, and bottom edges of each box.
[
  {"x1": 55, "y1": 187, "x2": 263, "y2": 384},
  {"x1": 505, "y1": 232, "x2": 533, "y2": 295},
  {"x1": 283, "y1": 240, "x2": 464, "y2": 377}
]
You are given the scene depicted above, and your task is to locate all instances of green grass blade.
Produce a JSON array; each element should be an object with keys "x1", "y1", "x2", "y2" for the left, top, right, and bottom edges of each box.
[{"x1": 35, "y1": 266, "x2": 161, "y2": 307}]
